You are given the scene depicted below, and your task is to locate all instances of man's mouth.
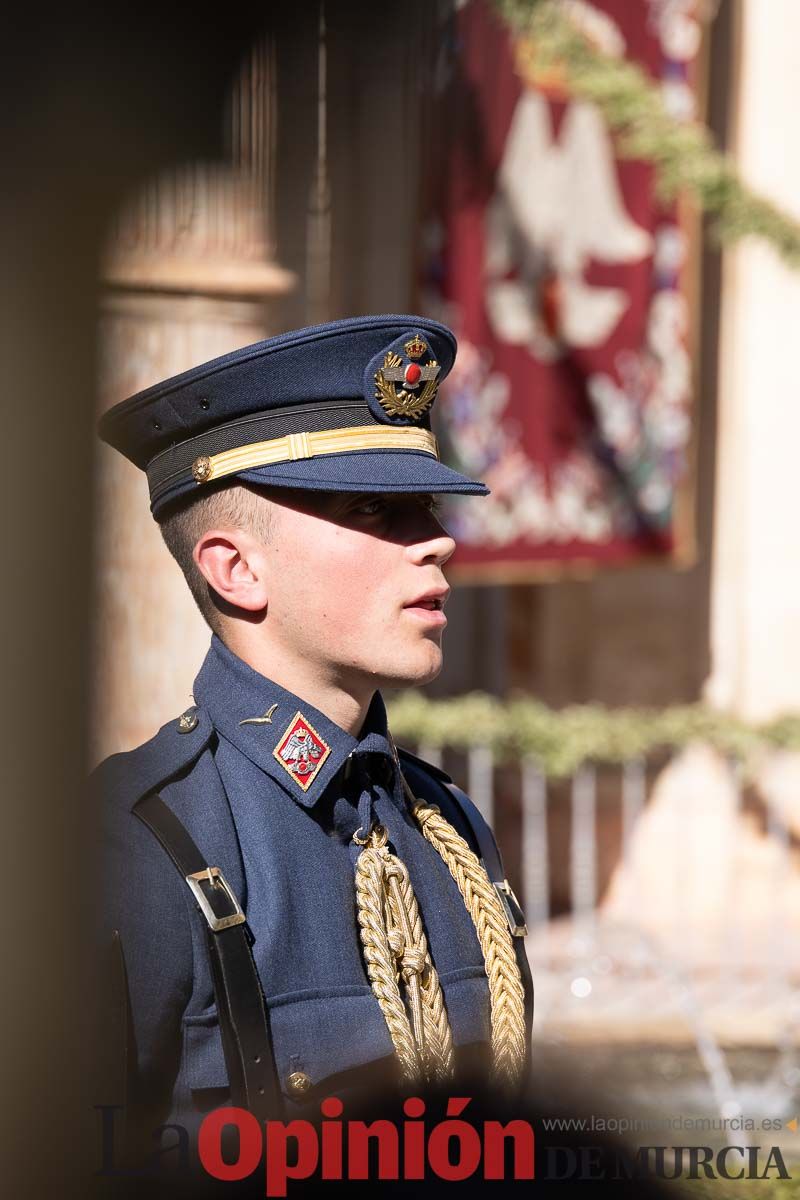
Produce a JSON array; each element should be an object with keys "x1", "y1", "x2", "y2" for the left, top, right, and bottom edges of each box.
[
  {"x1": 403, "y1": 588, "x2": 450, "y2": 611},
  {"x1": 402, "y1": 589, "x2": 450, "y2": 625}
]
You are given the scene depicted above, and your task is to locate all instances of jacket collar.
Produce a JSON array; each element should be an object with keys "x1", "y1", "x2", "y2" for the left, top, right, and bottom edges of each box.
[{"x1": 192, "y1": 635, "x2": 394, "y2": 808}]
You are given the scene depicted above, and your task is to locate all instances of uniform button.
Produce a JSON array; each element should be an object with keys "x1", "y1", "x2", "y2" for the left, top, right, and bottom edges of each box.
[
  {"x1": 177, "y1": 709, "x2": 199, "y2": 734},
  {"x1": 286, "y1": 1070, "x2": 312, "y2": 1096}
]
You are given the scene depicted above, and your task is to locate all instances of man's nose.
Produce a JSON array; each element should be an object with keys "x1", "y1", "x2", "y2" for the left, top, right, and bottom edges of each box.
[{"x1": 406, "y1": 514, "x2": 457, "y2": 568}]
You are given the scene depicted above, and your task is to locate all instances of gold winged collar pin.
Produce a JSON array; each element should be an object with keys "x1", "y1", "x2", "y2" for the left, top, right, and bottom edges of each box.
[{"x1": 239, "y1": 703, "x2": 279, "y2": 726}]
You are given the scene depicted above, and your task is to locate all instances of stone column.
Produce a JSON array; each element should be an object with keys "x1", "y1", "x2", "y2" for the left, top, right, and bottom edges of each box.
[
  {"x1": 93, "y1": 40, "x2": 295, "y2": 762},
  {"x1": 601, "y1": 4, "x2": 800, "y2": 992},
  {"x1": 705, "y1": 0, "x2": 800, "y2": 722}
]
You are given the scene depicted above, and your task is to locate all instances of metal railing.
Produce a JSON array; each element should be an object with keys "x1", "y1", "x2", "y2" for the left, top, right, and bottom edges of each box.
[{"x1": 415, "y1": 741, "x2": 800, "y2": 1119}]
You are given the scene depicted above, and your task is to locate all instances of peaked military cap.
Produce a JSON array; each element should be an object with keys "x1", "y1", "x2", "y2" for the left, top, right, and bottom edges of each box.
[{"x1": 98, "y1": 313, "x2": 489, "y2": 516}]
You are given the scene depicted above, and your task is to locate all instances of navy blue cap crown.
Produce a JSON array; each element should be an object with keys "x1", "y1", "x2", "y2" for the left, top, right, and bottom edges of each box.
[{"x1": 98, "y1": 314, "x2": 489, "y2": 515}]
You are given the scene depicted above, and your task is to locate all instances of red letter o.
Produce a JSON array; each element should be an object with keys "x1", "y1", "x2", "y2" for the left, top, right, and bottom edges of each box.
[
  {"x1": 198, "y1": 1106, "x2": 262, "y2": 1181},
  {"x1": 427, "y1": 1120, "x2": 482, "y2": 1181}
]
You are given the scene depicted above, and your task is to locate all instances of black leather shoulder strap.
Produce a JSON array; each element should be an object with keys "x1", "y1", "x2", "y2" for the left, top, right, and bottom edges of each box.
[{"x1": 134, "y1": 791, "x2": 283, "y2": 1120}]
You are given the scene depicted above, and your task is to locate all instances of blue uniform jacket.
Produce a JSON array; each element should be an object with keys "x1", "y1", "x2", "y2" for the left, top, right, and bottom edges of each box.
[{"x1": 93, "y1": 636, "x2": 497, "y2": 1127}]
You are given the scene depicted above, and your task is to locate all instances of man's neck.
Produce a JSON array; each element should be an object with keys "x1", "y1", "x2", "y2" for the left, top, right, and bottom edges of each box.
[{"x1": 219, "y1": 627, "x2": 374, "y2": 737}]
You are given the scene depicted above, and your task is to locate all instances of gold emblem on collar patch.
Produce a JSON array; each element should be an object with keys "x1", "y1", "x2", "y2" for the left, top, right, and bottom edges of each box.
[{"x1": 273, "y1": 711, "x2": 331, "y2": 791}]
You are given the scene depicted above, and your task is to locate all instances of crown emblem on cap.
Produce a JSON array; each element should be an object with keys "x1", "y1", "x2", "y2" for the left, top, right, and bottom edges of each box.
[
  {"x1": 404, "y1": 335, "x2": 428, "y2": 360},
  {"x1": 375, "y1": 351, "x2": 440, "y2": 420}
]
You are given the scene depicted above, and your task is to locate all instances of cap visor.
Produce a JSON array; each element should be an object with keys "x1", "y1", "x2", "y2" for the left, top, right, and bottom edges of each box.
[{"x1": 234, "y1": 450, "x2": 489, "y2": 496}]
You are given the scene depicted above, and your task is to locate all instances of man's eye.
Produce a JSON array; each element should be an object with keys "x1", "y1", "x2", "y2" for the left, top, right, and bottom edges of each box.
[
  {"x1": 347, "y1": 495, "x2": 441, "y2": 520},
  {"x1": 352, "y1": 498, "x2": 385, "y2": 516}
]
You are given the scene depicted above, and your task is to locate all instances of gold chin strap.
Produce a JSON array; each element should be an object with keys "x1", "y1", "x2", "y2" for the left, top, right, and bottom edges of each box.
[{"x1": 353, "y1": 788, "x2": 527, "y2": 1089}]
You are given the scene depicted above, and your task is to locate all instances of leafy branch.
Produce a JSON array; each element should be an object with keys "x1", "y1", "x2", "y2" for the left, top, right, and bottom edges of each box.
[
  {"x1": 388, "y1": 690, "x2": 800, "y2": 777},
  {"x1": 489, "y1": 0, "x2": 800, "y2": 265}
]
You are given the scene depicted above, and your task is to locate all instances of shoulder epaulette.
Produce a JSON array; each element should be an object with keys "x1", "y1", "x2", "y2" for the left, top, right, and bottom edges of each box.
[{"x1": 90, "y1": 706, "x2": 214, "y2": 811}]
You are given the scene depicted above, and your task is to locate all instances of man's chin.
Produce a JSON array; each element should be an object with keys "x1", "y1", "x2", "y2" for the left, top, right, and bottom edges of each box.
[{"x1": 378, "y1": 647, "x2": 444, "y2": 690}]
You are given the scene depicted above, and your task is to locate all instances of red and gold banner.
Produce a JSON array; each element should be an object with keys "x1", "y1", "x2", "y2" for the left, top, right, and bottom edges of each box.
[{"x1": 421, "y1": 0, "x2": 700, "y2": 580}]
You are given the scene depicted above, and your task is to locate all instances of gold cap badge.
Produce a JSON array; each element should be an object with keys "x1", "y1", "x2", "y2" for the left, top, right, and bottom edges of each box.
[{"x1": 375, "y1": 351, "x2": 440, "y2": 420}]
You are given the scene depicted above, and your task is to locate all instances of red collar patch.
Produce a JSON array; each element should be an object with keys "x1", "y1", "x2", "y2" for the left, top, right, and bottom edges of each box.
[{"x1": 273, "y1": 711, "x2": 332, "y2": 791}]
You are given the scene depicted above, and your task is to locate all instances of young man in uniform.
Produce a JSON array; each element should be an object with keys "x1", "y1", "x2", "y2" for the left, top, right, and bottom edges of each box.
[{"x1": 94, "y1": 314, "x2": 532, "y2": 1133}]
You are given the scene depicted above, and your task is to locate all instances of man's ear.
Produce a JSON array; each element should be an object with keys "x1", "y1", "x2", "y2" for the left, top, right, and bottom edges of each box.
[{"x1": 193, "y1": 529, "x2": 269, "y2": 613}]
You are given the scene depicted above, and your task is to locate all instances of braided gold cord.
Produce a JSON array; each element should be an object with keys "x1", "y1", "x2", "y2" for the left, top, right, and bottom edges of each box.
[
  {"x1": 355, "y1": 827, "x2": 454, "y2": 1084},
  {"x1": 355, "y1": 845, "x2": 420, "y2": 1081},
  {"x1": 412, "y1": 801, "x2": 528, "y2": 1087},
  {"x1": 383, "y1": 863, "x2": 454, "y2": 1082},
  {"x1": 388, "y1": 864, "x2": 455, "y2": 1080}
]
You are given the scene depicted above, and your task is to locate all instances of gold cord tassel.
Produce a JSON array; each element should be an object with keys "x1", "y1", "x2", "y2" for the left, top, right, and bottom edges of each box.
[
  {"x1": 411, "y1": 802, "x2": 527, "y2": 1087},
  {"x1": 354, "y1": 824, "x2": 454, "y2": 1084},
  {"x1": 353, "y1": 800, "x2": 527, "y2": 1089}
]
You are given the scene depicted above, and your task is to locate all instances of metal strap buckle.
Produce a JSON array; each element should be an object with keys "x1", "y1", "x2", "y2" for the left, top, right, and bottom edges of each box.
[
  {"x1": 494, "y1": 879, "x2": 528, "y2": 938},
  {"x1": 185, "y1": 866, "x2": 246, "y2": 933}
]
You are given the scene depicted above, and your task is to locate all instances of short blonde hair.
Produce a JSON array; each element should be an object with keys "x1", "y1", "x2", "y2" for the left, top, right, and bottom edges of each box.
[{"x1": 158, "y1": 483, "x2": 274, "y2": 631}]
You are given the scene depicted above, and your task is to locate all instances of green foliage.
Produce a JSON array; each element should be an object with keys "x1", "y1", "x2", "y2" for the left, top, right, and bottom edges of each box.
[
  {"x1": 490, "y1": 0, "x2": 800, "y2": 266},
  {"x1": 387, "y1": 691, "x2": 800, "y2": 777}
]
